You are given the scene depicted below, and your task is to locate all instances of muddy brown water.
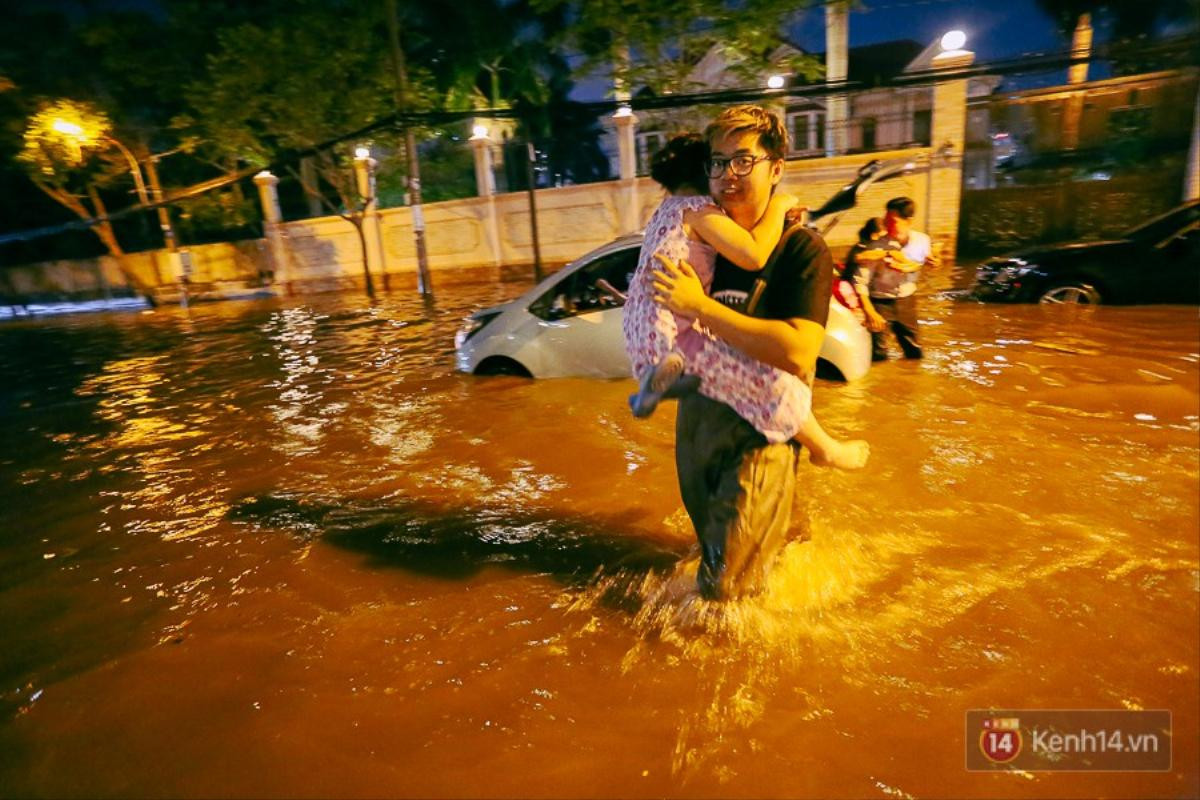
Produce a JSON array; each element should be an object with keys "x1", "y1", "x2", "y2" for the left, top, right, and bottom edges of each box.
[{"x1": 1, "y1": 281, "x2": 1197, "y2": 798}]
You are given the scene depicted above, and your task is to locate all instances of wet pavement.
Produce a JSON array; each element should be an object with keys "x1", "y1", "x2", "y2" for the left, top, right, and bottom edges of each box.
[{"x1": 1, "y1": 281, "x2": 1196, "y2": 798}]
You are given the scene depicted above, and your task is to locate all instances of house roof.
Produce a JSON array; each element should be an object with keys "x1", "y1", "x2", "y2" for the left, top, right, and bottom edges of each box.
[
  {"x1": 640, "y1": 37, "x2": 954, "y2": 98},
  {"x1": 803, "y1": 40, "x2": 926, "y2": 87}
]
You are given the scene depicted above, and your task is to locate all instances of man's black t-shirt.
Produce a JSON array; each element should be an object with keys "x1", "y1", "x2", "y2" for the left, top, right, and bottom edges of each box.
[{"x1": 708, "y1": 223, "x2": 832, "y2": 326}]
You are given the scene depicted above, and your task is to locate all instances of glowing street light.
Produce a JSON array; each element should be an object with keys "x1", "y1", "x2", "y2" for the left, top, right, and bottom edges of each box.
[
  {"x1": 766, "y1": 74, "x2": 786, "y2": 90},
  {"x1": 470, "y1": 124, "x2": 489, "y2": 140},
  {"x1": 354, "y1": 145, "x2": 371, "y2": 159},
  {"x1": 940, "y1": 30, "x2": 967, "y2": 52},
  {"x1": 49, "y1": 113, "x2": 180, "y2": 272},
  {"x1": 51, "y1": 119, "x2": 85, "y2": 137},
  {"x1": 52, "y1": 116, "x2": 149, "y2": 205}
]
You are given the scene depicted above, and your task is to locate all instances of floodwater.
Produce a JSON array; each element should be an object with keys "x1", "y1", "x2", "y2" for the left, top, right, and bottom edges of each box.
[{"x1": 1, "y1": 281, "x2": 1197, "y2": 799}]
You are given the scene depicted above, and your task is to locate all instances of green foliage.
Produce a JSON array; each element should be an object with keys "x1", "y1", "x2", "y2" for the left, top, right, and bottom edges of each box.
[
  {"x1": 1033, "y1": 0, "x2": 1198, "y2": 38},
  {"x1": 404, "y1": 134, "x2": 477, "y2": 203},
  {"x1": 529, "y1": 0, "x2": 824, "y2": 95},
  {"x1": 174, "y1": 187, "x2": 260, "y2": 243}
]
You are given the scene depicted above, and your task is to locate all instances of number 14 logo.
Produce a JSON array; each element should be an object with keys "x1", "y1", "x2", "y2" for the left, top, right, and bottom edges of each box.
[{"x1": 980, "y1": 718, "x2": 1023, "y2": 763}]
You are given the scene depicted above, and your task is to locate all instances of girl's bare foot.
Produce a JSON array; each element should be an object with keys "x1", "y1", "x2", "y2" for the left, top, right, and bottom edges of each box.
[{"x1": 809, "y1": 438, "x2": 870, "y2": 470}]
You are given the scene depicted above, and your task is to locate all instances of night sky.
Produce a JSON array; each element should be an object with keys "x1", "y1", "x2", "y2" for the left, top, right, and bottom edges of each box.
[{"x1": 570, "y1": 0, "x2": 1197, "y2": 98}]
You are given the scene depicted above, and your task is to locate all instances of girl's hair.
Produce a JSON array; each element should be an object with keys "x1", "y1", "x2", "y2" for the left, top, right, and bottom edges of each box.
[
  {"x1": 858, "y1": 217, "x2": 886, "y2": 242},
  {"x1": 650, "y1": 133, "x2": 710, "y2": 194}
]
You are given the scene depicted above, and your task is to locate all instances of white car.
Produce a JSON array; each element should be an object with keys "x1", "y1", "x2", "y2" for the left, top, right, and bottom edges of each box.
[
  {"x1": 455, "y1": 159, "x2": 917, "y2": 382},
  {"x1": 454, "y1": 233, "x2": 872, "y2": 381}
]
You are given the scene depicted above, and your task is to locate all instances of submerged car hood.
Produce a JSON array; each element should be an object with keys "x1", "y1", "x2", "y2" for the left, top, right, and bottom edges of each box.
[
  {"x1": 468, "y1": 301, "x2": 516, "y2": 320},
  {"x1": 1001, "y1": 238, "x2": 1133, "y2": 264}
]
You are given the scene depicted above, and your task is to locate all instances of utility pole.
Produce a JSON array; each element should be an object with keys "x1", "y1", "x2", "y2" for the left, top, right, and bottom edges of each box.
[
  {"x1": 525, "y1": 141, "x2": 543, "y2": 282},
  {"x1": 385, "y1": 0, "x2": 433, "y2": 298}
]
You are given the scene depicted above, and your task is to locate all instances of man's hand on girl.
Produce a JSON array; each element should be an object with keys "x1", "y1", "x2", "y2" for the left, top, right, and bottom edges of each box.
[
  {"x1": 884, "y1": 252, "x2": 922, "y2": 273},
  {"x1": 651, "y1": 254, "x2": 708, "y2": 320}
]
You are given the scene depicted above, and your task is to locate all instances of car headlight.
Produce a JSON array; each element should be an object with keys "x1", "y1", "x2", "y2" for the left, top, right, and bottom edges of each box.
[
  {"x1": 977, "y1": 257, "x2": 1033, "y2": 287},
  {"x1": 454, "y1": 311, "x2": 500, "y2": 350}
]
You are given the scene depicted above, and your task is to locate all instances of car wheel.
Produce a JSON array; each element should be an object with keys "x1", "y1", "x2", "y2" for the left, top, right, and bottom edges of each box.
[
  {"x1": 1038, "y1": 282, "x2": 1101, "y2": 305},
  {"x1": 475, "y1": 357, "x2": 532, "y2": 377}
]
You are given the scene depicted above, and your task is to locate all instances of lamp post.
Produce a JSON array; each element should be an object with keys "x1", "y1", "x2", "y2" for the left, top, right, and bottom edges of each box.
[
  {"x1": 53, "y1": 118, "x2": 185, "y2": 303},
  {"x1": 52, "y1": 119, "x2": 149, "y2": 204},
  {"x1": 927, "y1": 30, "x2": 975, "y2": 265}
]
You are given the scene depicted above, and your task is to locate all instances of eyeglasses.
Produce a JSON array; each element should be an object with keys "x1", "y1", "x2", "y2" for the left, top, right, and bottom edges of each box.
[{"x1": 706, "y1": 154, "x2": 772, "y2": 179}]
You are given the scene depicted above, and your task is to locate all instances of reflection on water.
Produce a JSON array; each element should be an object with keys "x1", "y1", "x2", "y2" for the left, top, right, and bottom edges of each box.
[{"x1": 0, "y1": 288, "x2": 1196, "y2": 798}]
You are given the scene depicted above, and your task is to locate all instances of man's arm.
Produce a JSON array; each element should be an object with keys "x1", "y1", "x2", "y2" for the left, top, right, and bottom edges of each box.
[
  {"x1": 651, "y1": 255, "x2": 823, "y2": 380},
  {"x1": 855, "y1": 285, "x2": 886, "y2": 332}
]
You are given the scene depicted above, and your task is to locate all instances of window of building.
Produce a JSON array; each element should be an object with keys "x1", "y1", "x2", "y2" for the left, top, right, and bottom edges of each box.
[
  {"x1": 913, "y1": 109, "x2": 932, "y2": 146},
  {"x1": 787, "y1": 110, "x2": 826, "y2": 155},
  {"x1": 861, "y1": 117, "x2": 877, "y2": 151},
  {"x1": 636, "y1": 131, "x2": 667, "y2": 175}
]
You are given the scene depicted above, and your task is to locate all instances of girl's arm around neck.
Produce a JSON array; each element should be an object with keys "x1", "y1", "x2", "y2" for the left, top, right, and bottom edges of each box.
[{"x1": 682, "y1": 192, "x2": 798, "y2": 271}]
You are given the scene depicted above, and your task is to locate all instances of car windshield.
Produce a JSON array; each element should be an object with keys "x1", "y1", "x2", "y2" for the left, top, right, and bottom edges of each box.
[
  {"x1": 1122, "y1": 202, "x2": 1200, "y2": 243},
  {"x1": 528, "y1": 246, "x2": 638, "y2": 321}
]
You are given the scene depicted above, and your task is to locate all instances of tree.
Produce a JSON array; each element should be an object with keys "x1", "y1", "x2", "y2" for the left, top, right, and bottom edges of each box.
[
  {"x1": 529, "y1": 0, "x2": 824, "y2": 97},
  {"x1": 1033, "y1": 0, "x2": 1199, "y2": 72},
  {"x1": 0, "y1": 2, "x2": 307, "y2": 264},
  {"x1": 16, "y1": 99, "x2": 158, "y2": 299},
  {"x1": 1035, "y1": 0, "x2": 1196, "y2": 38},
  {"x1": 182, "y1": 1, "x2": 407, "y2": 296}
]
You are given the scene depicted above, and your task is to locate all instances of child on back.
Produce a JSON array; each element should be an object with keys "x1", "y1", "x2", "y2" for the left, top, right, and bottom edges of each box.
[{"x1": 622, "y1": 134, "x2": 868, "y2": 470}]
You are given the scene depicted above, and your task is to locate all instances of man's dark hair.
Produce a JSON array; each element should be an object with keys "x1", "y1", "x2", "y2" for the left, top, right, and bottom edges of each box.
[
  {"x1": 650, "y1": 134, "x2": 709, "y2": 194},
  {"x1": 704, "y1": 105, "x2": 789, "y2": 161},
  {"x1": 886, "y1": 197, "x2": 916, "y2": 219}
]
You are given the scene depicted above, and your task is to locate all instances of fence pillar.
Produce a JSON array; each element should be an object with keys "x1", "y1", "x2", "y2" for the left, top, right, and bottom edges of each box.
[
  {"x1": 825, "y1": 1, "x2": 850, "y2": 156},
  {"x1": 470, "y1": 127, "x2": 504, "y2": 269},
  {"x1": 928, "y1": 45, "x2": 974, "y2": 264},
  {"x1": 254, "y1": 170, "x2": 291, "y2": 292},
  {"x1": 1060, "y1": 14, "x2": 1094, "y2": 152},
  {"x1": 613, "y1": 107, "x2": 640, "y2": 233},
  {"x1": 1068, "y1": 13, "x2": 1093, "y2": 85}
]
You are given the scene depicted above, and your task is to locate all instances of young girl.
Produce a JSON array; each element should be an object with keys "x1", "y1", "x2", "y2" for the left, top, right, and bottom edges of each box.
[{"x1": 622, "y1": 134, "x2": 868, "y2": 470}]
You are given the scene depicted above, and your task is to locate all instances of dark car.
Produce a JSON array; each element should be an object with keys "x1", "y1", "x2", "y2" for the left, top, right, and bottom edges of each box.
[{"x1": 972, "y1": 200, "x2": 1200, "y2": 305}]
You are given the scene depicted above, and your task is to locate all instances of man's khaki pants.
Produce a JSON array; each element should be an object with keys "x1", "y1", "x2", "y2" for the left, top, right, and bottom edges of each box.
[{"x1": 675, "y1": 392, "x2": 801, "y2": 601}]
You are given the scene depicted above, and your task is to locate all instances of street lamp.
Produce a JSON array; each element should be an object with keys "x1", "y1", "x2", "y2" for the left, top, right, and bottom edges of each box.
[
  {"x1": 940, "y1": 30, "x2": 967, "y2": 53},
  {"x1": 52, "y1": 117, "x2": 149, "y2": 205},
  {"x1": 52, "y1": 115, "x2": 183, "y2": 301},
  {"x1": 766, "y1": 74, "x2": 786, "y2": 90}
]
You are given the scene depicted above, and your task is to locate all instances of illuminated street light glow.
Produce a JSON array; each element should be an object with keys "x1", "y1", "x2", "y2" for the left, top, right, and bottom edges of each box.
[
  {"x1": 52, "y1": 119, "x2": 85, "y2": 138},
  {"x1": 613, "y1": 105, "x2": 633, "y2": 118},
  {"x1": 354, "y1": 146, "x2": 371, "y2": 159},
  {"x1": 766, "y1": 75, "x2": 786, "y2": 89},
  {"x1": 471, "y1": 124, "x2": 489, "y2": 140},
  {"x1": 941, "y1": 30, "x2": 967, "y2": 52}
]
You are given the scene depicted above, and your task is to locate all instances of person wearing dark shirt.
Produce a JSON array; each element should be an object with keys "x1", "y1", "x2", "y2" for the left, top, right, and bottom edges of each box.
[{"x1": 650, "y1": 105, "x2": 836, "y2": 601}]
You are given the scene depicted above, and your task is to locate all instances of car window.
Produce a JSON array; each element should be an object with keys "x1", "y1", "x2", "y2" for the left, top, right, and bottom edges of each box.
[
  {"x1": 1125, "y1": 202, "x2": 1200, "y2": 243},
  {"x1": 528, "y1": 246, "x2": 639, "y2": 321}
]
